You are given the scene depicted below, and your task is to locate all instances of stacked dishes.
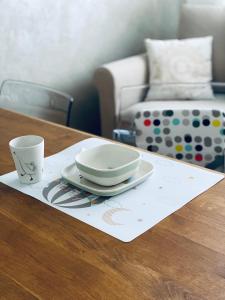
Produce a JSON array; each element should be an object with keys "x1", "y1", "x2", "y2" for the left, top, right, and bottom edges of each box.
[
  {"x1": 61, "y1": 143, "x2": 154, "y2": 196},
  {"x1": 75, "y1": 144, "x2": 141, "y2": 186}
]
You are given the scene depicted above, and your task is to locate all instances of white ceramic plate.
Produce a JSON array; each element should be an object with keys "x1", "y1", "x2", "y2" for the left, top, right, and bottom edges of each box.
[{"x1": 61, "y1": 160, "x2": 154, "y2": 196}]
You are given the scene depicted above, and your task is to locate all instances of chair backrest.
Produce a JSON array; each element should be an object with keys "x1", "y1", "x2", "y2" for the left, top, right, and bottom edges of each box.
[
  {"x1": 179, "y1": 4, "x2": 225, "y2": 83},
  {"x1": 0, "y1": 80, "x2": 74, "y2": 126},
  {"x1": 134, "y1": 108, "x2": 225, "y2": 170}
]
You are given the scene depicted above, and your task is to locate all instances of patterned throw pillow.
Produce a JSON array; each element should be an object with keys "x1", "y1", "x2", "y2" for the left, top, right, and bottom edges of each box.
[{"x1": 145, "y1": 37, "x2": 214, "y2": 101}]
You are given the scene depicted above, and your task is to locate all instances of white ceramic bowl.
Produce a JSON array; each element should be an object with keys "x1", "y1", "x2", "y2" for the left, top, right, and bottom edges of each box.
[{"x1": 75, "y1": 144, "x2": 140, "y2": 186}]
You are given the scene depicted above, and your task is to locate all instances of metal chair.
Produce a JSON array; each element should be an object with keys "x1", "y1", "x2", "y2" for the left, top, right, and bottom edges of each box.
[{"x1": 0, "y1": 80, "x2": 74, "y2": 126}]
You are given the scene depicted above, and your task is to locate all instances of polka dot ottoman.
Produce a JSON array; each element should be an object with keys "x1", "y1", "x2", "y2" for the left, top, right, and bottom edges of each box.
[{"x1": 134, "y1": 109, "x2": 225, "y2": 169}]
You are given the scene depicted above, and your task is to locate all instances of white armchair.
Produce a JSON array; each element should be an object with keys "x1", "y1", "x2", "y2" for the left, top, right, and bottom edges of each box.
[
  {"x1": 94, "y1": 4, "x2": 225, "y2": 139},
  {"x1": 94, "y1": 4, "x2": 225, "y2": 171}
]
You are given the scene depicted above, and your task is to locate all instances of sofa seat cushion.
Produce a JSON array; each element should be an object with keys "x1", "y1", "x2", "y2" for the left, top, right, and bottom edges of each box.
[
  {"x1": 134, "y1": 106, "x2": 225, "y2": 169},
  {"x1": 119, "y1": 93, "x2": 225, "y2": 129}
]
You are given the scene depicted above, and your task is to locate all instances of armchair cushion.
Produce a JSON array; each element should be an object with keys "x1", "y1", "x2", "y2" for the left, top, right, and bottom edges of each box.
[{"x1": 145, "y1": 37, "x2": 214, "y2": 101}]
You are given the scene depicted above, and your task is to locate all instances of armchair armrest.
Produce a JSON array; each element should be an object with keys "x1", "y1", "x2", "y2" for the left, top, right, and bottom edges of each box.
[{"x1": 94, "y1": 54, "x2": 148, "y2": 138}]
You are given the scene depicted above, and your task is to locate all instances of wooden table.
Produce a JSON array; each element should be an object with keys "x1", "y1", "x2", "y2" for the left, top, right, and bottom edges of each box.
[{"x1": 0, "y1": 108, "x2": 225, "y2": 300}]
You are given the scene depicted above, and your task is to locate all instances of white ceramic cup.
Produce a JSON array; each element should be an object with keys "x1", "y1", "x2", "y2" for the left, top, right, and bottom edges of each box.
[{"x1": 9, "y1": 135, "x2": 44, "y2": 184}]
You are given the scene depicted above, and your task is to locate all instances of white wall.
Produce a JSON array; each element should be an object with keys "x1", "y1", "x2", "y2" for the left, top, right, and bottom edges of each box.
[{"x1": 0, "y1": 0, "x2": 181, "y2": 134}]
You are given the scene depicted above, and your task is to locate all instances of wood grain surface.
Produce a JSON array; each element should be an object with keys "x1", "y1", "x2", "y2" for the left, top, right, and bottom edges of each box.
[{"x1": 0, "y1": 108, "x2": 225, "y2": 300}]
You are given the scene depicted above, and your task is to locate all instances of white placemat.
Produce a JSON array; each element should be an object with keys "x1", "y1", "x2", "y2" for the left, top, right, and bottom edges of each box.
[{"x1": 0, "y1": 138, "x2": 224, "y2": 242}]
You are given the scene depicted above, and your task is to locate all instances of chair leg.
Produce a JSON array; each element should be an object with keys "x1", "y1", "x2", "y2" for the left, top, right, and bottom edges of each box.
[
  {"x1": 205, "y1": 156, "x2": 224, "y2": 171},
  {"x1": 113, "y1": 129, "x2": 136, "y2": 146},
  {"x1": 66, "y1": 101, "x2": 73, "y2": 127}
]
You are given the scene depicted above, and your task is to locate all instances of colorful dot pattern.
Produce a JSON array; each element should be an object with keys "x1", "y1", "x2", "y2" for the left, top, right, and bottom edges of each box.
[{"x1": 135, "y1": 109, "x2": 225, "y2": 167}]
